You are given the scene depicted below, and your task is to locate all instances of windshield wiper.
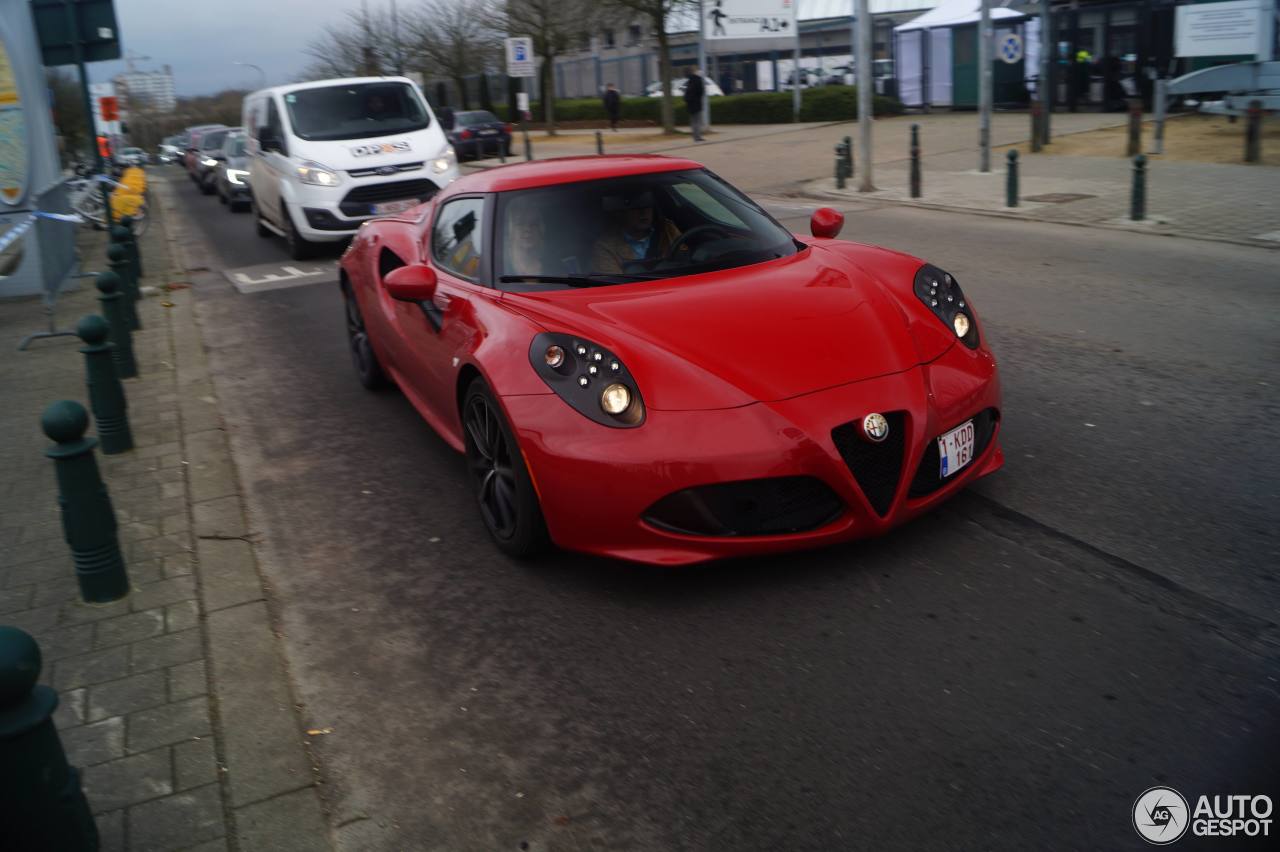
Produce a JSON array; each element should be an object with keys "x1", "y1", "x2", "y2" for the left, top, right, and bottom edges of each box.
[{"x1": 498, "y1": 274, "x2": 659, "y2": 287}]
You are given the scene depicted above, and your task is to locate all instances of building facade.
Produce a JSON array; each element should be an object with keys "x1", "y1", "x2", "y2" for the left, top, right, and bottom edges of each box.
[{"x1": 113, "y1": 66, "x2": 177, "y2": 113}]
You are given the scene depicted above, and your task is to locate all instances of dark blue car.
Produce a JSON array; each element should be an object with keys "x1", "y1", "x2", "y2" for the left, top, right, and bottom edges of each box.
[{"x1": 446, "y1": 110, "x2": 512, "y2": 160}]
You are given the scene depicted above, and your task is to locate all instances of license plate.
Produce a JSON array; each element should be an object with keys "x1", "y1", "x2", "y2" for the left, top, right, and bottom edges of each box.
[
  {"x1": 371, "y1": 199, "x2": 417, "y2": 215},
  {"x1": 479, "y1": 129, "x2": 498, "y2": 135},
  {"x1": 937, "y1": 420, "x2": 975, "y2": 478}
]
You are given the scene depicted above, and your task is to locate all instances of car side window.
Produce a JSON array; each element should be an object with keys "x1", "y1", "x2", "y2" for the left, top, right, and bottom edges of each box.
[{"x1": 432, "y1": 198, "x2": 485, "y2": 281}]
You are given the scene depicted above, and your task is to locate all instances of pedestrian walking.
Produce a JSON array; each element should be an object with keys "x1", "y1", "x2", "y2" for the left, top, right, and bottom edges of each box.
[
  {"x1": 684, "y1": 67, "x2": 706, "y2": 142},
  {"x1": 603, "y1": 83, "x2": 621, "y2": 132}
]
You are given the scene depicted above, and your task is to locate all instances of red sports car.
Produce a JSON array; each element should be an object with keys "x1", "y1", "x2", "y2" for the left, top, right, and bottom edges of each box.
[{"x1": 339, "y1": 155, "x2": 1002, "y2": 565}]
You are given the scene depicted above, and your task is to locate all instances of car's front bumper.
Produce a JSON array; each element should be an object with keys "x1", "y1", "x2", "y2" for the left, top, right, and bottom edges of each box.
[
  {"x1": 287, "y1": 168, "x2": 457, "y2": 242},
  {"x1": 505, "y1": 340, "x2": 1002, "y2": 565}
]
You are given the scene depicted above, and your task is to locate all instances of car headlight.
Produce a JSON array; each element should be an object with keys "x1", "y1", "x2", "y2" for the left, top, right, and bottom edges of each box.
[
  {"x1": 913, "y1": 264, "x2": 979, "y2": 349},
  {"x1": 296, "y1": 161, "x2": 342, "y2": 187},
  {"x1": 528, "y1": 332, "x2": 645, "y2": 428},
  {"x1": 226, "y1": 169, "x2": 250, "y2": 185},
  {"x1": 201, "y1": 157, "x2": 218, "y2": 167},
  {"x1": 431, "y1": 148, "x2": 456, "y2": 174}
]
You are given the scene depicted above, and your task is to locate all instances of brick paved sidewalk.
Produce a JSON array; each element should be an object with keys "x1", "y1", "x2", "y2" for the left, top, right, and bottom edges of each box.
[
  {"x1": 1, "y1": 176, "x2": 330, "y2": 851},
  {"x1": 803, "y1": 148, "x2": 1280, "y2": 250}
]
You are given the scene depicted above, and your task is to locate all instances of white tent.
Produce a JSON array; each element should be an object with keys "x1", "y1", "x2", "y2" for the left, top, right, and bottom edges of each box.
[{"x1": 894, "y1": 0, "x2": 1030, "y2": 107}]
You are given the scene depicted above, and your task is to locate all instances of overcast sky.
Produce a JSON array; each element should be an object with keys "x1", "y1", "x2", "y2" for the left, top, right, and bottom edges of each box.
[{"x1": 88, "y1": 0, "x2": 356, "y2": 95}]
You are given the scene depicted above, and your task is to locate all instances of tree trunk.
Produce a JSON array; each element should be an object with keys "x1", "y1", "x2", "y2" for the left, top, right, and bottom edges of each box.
[
  {"x1": 656, "y1": 28, "x2": 674, "y2": 134},
  {"x1": 541, "y1": 52, "x2": 557, "y2": 136},
  {"x1": 453, "y1": 76, "x2": 470, "y2": 110}
]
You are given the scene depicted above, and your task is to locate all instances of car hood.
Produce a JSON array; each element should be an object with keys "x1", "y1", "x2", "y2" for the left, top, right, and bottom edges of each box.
[
  {"x1": 290, "y1": 127, "x2": 449, "y2": 172},
  {"x1": 504, "y1": 247, "x2": 937, "y2": 411}
]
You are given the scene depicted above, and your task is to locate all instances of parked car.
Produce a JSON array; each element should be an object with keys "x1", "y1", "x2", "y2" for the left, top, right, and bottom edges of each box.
[
  {"x1": 446, "y1": 110, "x2": 512, "y2": 160},
  {"x1": 182, "y1": 124, "x2": 227, "y2": 174},
  {"x1": 645, "y1": 78, "x2": 725, "y2": 98},
  {"x1": 338, "y1": 156, "x2": 1003, "y2": 563},
  {"x1": 193, "y1": 127, "x2": 240, "y2": 193},
  {"x1": 243, "y1": 76, "x2": 460, "y2": 259},
  {"x1": 214, "y1": 130, "x2": 251, "y2": 211},
  {"x1": 117, "y1": 147, "x2": 148, "y2": 167}
]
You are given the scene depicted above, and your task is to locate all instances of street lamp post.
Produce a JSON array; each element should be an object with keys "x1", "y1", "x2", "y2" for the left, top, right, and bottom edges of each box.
[{"x1": 234, "y1": 62, "x2": 266, "y2": 90}]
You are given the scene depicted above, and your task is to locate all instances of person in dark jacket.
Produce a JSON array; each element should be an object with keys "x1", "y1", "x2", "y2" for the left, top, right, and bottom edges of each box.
[
  {"x1": 603, "y1": 83, "x2": 621, "y2": 131},
  {"x1": 684, "y1": 67, "x2": 706, "y2": 142}
]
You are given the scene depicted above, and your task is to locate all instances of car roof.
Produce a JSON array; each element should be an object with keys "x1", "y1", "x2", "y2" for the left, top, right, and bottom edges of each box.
[
  {"x1": 447, "y1": 155, "x2": 704, "y2": 194},
  {"x1": 249, "y1": 76, "x2": 419, "y2": 98}
]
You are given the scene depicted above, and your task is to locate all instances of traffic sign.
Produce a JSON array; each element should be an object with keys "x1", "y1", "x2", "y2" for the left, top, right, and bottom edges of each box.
[
  {"x1": 504, "y1": 37, "x2": 536, "y2": 78},
  {"x1": 999, "y1": 33, "x2": 1023, "y2": 65}
]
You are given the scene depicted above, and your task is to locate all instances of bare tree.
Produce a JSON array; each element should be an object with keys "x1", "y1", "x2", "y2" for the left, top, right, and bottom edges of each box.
[
  {"x1": 602, "y1": 0, "x2": 695, "y2": 134},
  {"x1": 301, "y1": 5, "x2": 400, "y2": 80},
  {"x1": 504, "y1": 0, "x2": 596, "y2": 135},
  {"x1": 406, "y1": 0, "x2": 502, "y2": 110}
]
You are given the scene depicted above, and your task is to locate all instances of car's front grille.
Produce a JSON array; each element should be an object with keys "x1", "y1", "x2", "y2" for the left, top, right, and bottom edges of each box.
[
  {"x1": 908, "y1": 408, "x2": 999, "y2": 499},
  {"x1": 347, "y1": 161, "x2": 424, "y2": 178},
  {"x1": 831, "y1": 411, "x2": 907, "y2": 517},
  {"x1": 338, "y1": 179, "x2": 438, "y2": 217},
  {"x1": 643, "y1": 476, "x2": 844, "y2": 537}
]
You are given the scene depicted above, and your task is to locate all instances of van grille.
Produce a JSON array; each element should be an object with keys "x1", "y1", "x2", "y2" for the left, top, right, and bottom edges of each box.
[{"x1": 339, "y1": 179, "x2": 438, "y2": 217}]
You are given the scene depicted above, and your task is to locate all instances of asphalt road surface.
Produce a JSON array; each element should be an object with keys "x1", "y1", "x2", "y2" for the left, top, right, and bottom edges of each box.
[{"x1": 162, "y1": 169, "x2": 1279, "y2": 851}]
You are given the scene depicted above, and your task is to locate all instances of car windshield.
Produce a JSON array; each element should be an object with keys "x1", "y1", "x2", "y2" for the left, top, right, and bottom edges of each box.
[
  {"x1": 457, "y1": 111, "x2": 499, "y2": 127},
  {"x1": 284, "y1": 82, "x2": 431, "y2": 141},
  {"x1": 227, "y1": 137, "x2": 246, "y2": 156},
  {"x1": 496, "y1": 169, "x2": 798, "y2": 291},
  {"x1": 200, "y1": 131, "x2": 228, "y2": 151}
]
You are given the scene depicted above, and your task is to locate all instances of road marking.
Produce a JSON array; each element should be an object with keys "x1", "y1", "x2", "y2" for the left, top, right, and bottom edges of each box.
[{"x1": 224, "y1": 261, "x2": 337, "y2": 294}]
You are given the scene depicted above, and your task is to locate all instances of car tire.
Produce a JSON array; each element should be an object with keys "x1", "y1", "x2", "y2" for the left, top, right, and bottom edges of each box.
[
  {"x1": 462, "y1": 379, "x2": 549, "y2": 559},
  {"x1": 253, "y1": 196, "x2": 271, "y2": 237},
  {"x1": 343, "y1": 284, "x2": 388, "y2": 390},
  {"x1": 283, "y1": 204, "x2": 314, "y2": 260},
  {"x1": 199, "y1": 175, "x2": 214, "y2": 195},
  {"x1": 217, "y1": 184, "x2": 227, "y2": 204}
]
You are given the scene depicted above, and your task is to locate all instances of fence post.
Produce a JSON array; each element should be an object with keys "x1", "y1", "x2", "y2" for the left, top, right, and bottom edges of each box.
[
  {"x1": 1130, "y1": 154, "x2": 1146, "y2": 221},
  {"x1": 523, "y1": 125, "x2": 533, "y2": 161},
  {"x1": 41, "y1": 400, "x2": 130, "y2": 603},
  {"x1": 96, "y1": 270, "x2": 137, "y2": 379},
  {"x1": 107, "y1": 242, "x2": 140, "y2": 332},
  {"x1": 0, "y1": 627, "x2": 100, "y2": 851},
  {"x1": 843, "y1": 134, "x2": 854, "y2": 180},
  {"x1": 1126, "y1": 98, "x2": 1143, "y2": 157},
  {"x1": 76, "y1": 314, "x2": 133, "y2": 455},
  {"x1": 596, "y1": 130, "x2": 604, "y2": 155},
  {"x1": 1030, "y1": 100, "x2": 1042, "y2": 153},
  {"x1": 909, "y1": 124, "x2": 922, "y2": 198},
  {"x1": 1005, "y1": 149, "x2": 1019, "y2": 207},
  {"x1": 1245, "y1": 100, "x2": 1262, "y2": 163},
  {"x1": 834, "y1": 138, "x2": 848, "y2": 189}
]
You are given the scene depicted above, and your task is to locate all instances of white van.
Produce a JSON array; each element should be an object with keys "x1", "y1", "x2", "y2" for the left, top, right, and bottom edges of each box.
[{"x1": 242, "y1": 76, "x2": 460, "y2": 259}]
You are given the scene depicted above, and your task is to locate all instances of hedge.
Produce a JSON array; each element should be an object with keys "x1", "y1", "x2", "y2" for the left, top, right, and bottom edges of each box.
[{"x1": 493, "y1": 86, "x2": 903, "y2": 125}]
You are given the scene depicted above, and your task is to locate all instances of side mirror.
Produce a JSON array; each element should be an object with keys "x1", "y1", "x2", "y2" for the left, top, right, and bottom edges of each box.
[
  {"x1": 810, "y1": 207, "x2": 844, "y2": 239},
  {"x1": 383, "y1": 264, "x2": 437, "y2": 302}
]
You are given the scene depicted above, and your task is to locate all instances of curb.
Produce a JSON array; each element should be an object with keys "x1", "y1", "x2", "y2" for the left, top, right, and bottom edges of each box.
[{"x1": 152, "y1": 174, "x2": 335, "y2": 851}]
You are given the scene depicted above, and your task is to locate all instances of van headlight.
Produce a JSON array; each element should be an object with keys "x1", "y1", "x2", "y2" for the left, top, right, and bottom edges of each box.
[
  {"x1": 296, "y1": 161, "x2": 343, "y2": 187},
  {"x1": 431, "y1": 148, "x2": 456, "y2": 174}
]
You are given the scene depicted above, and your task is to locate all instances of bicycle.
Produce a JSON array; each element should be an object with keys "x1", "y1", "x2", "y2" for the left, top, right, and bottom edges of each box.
[{"x1": 67, "y1": 169, "x2": 153, "y2": 236}]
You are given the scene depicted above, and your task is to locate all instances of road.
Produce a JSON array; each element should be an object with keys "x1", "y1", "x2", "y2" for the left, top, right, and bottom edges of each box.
[{"x1": 161, "y1": 168, "x2": 1279, "y2": 851}]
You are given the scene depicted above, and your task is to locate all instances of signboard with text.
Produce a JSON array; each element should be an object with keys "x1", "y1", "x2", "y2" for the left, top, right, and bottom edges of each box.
[
  {"x1": 704, "y1": 0, "x2": 796, "y2": 41},
  {"x1": 1175, "y1": 0, "x2": 1267, "y2": 58},
  {"x1": 504, "y1": 37, "x2": 536, "y2": 78}
]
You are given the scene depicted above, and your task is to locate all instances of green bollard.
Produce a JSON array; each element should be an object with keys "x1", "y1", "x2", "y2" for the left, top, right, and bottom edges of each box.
[
  {"x1": 596, "y1": 130, "x2": 603, "y2": 155},
  {"x1": 843, "y1": 134, "x2": 854, "y2": 180},
  {"x1": 1006, "y1": 149, "x2": 1019, "y2": 208},
  {"x1": 1131, "y1": 154, "x2": 1146, "y2": 221},
  {"x1": 523, "y1": 126, "x2": 533, "y2": 161},
  {"x1": 0, "y1": 627, "x2": 100, "y2": 851},
  {"x1": 77, "y1": 315, "x2": 133, "y2": 455},
  {"x1": 118, "y1": 215, "x2": 143, "y2": 279},
  {"x1": 96, "y1": 271, "x2": 137, "y2": 380},
  {"x1": 910, "y1": 124, "x2": 922, "y2": 198},
  {"x1": 834, "y1": 138, "x2": 847, "y2": 189},
  {"x1": 107, "y1": 243, "x2": 140, "y2": 332},
  {"x1": 42, "y1": 400, "x2": 130, "y2": 603}
]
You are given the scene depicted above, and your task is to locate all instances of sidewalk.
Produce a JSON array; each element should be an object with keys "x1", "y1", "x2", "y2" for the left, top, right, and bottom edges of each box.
[{"x1": 0, "y1": 176, "x2": 330, "y2": 851}]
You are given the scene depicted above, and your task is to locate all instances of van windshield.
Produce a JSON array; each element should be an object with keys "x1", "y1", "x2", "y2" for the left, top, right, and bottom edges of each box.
[{"x1": 283, "y1": 82, "x2": 431, "y2": 141}]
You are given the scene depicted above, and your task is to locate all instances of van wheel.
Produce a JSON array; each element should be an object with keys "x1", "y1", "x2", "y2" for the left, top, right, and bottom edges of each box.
[
  {"x1": 253, "y1": 197, "x2": 271, "y2": 238},
  {"x1": 283, "y1": 204, "x2": 314, "y2": 260}
]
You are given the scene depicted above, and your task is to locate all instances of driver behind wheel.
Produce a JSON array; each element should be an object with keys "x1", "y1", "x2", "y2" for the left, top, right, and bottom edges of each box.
[{"x1": 591, "y1": 191, "x2": 686, "y2": 275}]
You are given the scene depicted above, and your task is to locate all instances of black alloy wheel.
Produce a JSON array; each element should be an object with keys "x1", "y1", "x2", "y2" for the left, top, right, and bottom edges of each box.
[
  {"x1": 462, "y1": 381, "x2": 548, "y2": 557},
  {"x1": 343, "y1": 286, "x2": 387, "y2": 390}
]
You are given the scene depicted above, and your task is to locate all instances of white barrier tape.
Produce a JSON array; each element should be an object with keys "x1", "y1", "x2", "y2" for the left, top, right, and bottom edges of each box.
[
  {"x1": 33, "y1": 211, "x2": 85, "y2": 224},
  {"x1": 0, "y1": 214, "x2": 36, "y2": 253}
]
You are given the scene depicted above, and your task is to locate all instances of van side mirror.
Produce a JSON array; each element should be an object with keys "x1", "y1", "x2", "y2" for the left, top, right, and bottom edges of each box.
[
  {"x1": 383, "y1": 264, "x2": 437, "y2": 302},
  {"x1": 258, "y1": 129, "x2": 284, "y2": 155},
  {"x1": 810, "y1": 207, "x2": 844, "y2": 239}
]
